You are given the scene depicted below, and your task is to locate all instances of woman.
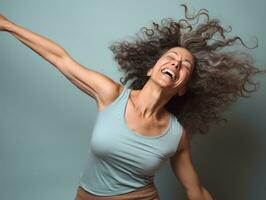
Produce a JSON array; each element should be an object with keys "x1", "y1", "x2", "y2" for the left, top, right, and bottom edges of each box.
[{"x1": 1, "y1": 4, "x2": 264, "y2": 200}]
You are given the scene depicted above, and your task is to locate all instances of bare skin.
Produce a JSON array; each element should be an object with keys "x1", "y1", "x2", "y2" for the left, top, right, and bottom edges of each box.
[
  {"x1": 123, "y1": 47, "x2": 195, "y2": 138},
  {"x1": 0, "y1": 14, "x2": 214, "y2": 200}
]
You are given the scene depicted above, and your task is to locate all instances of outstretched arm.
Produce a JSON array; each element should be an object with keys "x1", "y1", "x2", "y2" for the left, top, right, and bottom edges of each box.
[
  {"x1": 0, "y1": 15, "x2": 67, "y2": 69},
  {"x1": 0, "y1": 14, "x2": 121, "y2": 110},
  {"x1": 170, "y1": 127, "x2": 214, "y2": 200}
]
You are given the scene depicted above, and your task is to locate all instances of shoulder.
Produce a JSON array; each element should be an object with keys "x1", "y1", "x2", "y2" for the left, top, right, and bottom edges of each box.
[
  {"x1": 176, "y1": 126, "x2": 191, "y2": 152},
  {"x1": 97, "y1": 84, "x2": 125, "y2": 112}
]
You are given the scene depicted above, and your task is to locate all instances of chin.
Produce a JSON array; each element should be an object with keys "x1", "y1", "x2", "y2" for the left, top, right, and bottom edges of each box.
[{"x1": 156, "y1": 80, "x2": 173, "y2": 87}]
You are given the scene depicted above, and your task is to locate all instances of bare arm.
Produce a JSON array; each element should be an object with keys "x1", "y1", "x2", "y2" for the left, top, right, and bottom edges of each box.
[
  {"x1": 170, "y1": 128, "x2": 214, "y2": 200},
  {"x1": 1, "y1": 15, "x2": 68, "y2": 68},
  {"x1": 0, "y1": 14, "x2": 122, "y2": 110}
]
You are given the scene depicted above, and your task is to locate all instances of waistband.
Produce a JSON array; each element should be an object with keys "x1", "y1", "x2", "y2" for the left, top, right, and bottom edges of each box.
[{"x1": 75, "y1": 182, "x2": 160, "y2": 200}]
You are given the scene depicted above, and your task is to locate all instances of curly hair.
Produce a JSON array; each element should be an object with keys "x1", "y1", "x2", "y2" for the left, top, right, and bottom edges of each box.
[{"x1": 108, "y1": 4, "x2": 266, "y2": 137}]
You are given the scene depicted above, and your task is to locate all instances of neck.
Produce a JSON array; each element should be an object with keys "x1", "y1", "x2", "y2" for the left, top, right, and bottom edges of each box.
[{"x1": 129, "y1": 80, "x2": 174, "y2": 120}]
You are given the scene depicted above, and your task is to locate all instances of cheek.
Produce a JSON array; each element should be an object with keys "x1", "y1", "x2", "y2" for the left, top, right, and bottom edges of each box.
[
  {"x1": 179, "y1": 70, "x2": 190, "y2": 81},
  {"x1": 152, "y1": 62, "x2": 164, "y2": 72},
  {"x1": 184, "y1": 72, "x2": 192, "y2": 83},
  {"x1": 159, "y1": 59, "x2": 168, "y2": 65}
]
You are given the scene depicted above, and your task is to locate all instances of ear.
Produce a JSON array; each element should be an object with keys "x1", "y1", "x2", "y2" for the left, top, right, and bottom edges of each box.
[
  {"x1": 147, "y1": 68, "x2": 152, "y2": 77},
  {"x1": 178, "y1": 87, "x2": 187, "y2": 96}
]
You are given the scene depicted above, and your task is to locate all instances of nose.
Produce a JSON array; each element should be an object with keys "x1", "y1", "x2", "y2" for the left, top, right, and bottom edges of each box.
[{"x1": 171, "y1": 60, "x2": 181, "y2": 70}]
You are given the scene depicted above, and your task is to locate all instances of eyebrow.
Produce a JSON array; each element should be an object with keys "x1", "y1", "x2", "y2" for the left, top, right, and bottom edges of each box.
[{"x1": 168, "y1": 51, "x2": 193, "y2": 67}]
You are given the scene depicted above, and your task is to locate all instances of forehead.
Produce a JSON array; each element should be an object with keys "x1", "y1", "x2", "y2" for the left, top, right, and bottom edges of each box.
[{"x1": 165, "y1": 47, "x2": 194, "y2": 62}]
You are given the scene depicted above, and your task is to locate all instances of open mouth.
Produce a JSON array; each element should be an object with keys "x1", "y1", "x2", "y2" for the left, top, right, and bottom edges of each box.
[{"x1": 161, "y1": 68, "x2": 176, "y2": 81}]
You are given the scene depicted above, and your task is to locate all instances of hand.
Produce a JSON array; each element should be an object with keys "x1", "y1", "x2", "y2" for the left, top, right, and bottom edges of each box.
[{"x1": 0, "y1": 14, "x2": 11, "y2": 31}]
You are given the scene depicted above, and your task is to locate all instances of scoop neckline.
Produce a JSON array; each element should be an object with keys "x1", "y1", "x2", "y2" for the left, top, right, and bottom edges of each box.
[{"x1": 122, "y1": 87, "x2": 172, "y2": 139}]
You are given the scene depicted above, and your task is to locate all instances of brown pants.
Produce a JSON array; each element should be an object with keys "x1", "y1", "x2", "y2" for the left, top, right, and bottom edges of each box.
[{"x1": 74, "y1": 182, "x2": 160, "y2": 200}]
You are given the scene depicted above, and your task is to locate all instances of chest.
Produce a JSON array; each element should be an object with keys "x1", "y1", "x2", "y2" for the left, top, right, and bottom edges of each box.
[{"x1": 124, "y1": 101, "x2": 171, "y2": 137}]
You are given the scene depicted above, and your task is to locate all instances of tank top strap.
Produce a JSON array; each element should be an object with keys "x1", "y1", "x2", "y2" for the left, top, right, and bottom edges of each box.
[{"x1": 98, "y1": 85, "x2": 129, "y2": 114}]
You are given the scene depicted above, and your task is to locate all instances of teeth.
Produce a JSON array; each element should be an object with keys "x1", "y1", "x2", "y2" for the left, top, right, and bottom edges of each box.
[{"x1": 161, "y1": 68, "x2": 176, "y2": 81}]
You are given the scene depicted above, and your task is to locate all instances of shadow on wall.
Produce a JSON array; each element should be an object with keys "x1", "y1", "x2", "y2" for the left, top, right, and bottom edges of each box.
[{"x1": 155, "y1": 113, "x2": 264, "y2": 200}]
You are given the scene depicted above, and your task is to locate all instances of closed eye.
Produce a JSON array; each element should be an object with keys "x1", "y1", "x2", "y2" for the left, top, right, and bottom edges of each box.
[
  {"x1": 167, "y1": 55, "x2": 175, "y2": 60},
  {"x1": 166, "y1": 56, "x2": 191, "y2": 71}
]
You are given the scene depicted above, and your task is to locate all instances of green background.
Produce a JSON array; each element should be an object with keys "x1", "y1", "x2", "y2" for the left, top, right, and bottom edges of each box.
[{"x1": 1, "y1": 0, "x2": 265, "y2": 199}]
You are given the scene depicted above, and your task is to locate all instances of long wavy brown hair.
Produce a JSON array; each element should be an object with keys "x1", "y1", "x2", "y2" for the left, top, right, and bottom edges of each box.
[{"x1": 108, "y1": 4, "x2": 266, "y2": 137}]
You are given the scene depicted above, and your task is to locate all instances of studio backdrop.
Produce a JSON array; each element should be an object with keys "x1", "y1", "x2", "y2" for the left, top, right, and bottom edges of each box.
[{"x1": 1, "y1": 0, "x2": 266, "y2": 199}]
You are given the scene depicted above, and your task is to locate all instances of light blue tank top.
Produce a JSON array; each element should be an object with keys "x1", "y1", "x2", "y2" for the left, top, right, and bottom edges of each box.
[{"x1": 78, "y1": 86, "x2": 183, "y2": 196}]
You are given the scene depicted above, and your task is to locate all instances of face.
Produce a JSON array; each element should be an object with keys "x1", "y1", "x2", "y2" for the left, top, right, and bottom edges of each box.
[{"x1": 147, "y1": 47, "x2": 195, "y2": 96}]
